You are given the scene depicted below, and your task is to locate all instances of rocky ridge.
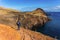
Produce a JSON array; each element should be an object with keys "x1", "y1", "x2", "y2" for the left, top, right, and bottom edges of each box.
[{"x1": 0, "y1": 7, "x2": 55, "y2": 40}]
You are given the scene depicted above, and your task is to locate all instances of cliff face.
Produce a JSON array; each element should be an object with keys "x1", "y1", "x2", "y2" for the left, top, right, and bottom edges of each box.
[
  {"x1": 0, "y1": 7, "x2": 54, "y2": 40},
  {"x1": 18, "y1": 8, "x2": 50, "y2": 30},
  {"x1": 0, "y1": 7, "x2": 50, "y2": 30}
]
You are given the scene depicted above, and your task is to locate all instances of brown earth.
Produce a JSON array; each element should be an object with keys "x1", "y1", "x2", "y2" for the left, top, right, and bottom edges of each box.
[
  {"x1": 0, "y1": 24, "x2": 55, "y2": 40},
  {"x1": 0, "y1": 24, "x2": 21, "y2": 40},
  {"x1": 0, "y1": 7, "x2": 50, "y2": 30},
  {"x1": 0, "y1": 7, "x2": 55, "y2": 40}
]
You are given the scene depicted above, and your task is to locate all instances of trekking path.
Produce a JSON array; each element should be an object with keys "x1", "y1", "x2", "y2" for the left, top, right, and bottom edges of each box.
[{"x1": 0, "y1": 24, "x2": 55, "y2": 40}]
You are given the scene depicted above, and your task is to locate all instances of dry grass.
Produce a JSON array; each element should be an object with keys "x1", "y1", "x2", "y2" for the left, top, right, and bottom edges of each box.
[
  {"x1": 0, "y1": 7, "x2": 54, "y2": 40},
  {"x1": 0, "y1": 7, "x2": 50, "y2": 30},
  {"x1": 0, "y1": 24, "x2": 21, "y2": 40},
  {"x1": 0, "y1": 24, "x2": 55, "y2": 40}
]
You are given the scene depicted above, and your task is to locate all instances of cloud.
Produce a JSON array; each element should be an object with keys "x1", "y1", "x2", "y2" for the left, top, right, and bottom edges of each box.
[
  {"x1": 51, "y1": 5, "x2": 60, "y2": 12},
  {"x1": 20, "y1": 7, "x2": 38, "y2": 11},
  {"x1": 20, "y1": 5, "x2": 60, "y2": 12},
  {"x1": 44, "y1": 5, "x2": 60, "y2": 12},
  {"x1": 54, "y1": 6, "x2": 60, "y2": 10}
]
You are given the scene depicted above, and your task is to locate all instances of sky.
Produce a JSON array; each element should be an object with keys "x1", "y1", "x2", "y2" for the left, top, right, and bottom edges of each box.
[{"x1": 0, "y1": 0, "x2": 60, "y2": 12}]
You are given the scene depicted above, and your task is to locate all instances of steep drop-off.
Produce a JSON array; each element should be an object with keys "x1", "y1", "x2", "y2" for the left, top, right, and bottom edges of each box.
[
  {"x1": 0, "y1": 7, "x2": 54, "y2": 40},
  {"x1": 0, "y1": 7, "x2": 50, "y2": 30}
]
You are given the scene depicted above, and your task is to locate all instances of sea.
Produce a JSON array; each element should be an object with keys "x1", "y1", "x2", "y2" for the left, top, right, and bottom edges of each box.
[{"x1": 38, "y1": 12, "x2": 60, "y2": 39}]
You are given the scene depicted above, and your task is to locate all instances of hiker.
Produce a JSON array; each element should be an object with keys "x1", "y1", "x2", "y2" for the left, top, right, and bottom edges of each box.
[{"x1": 16, "y1": 21, "x2": 21, "y2": 30}]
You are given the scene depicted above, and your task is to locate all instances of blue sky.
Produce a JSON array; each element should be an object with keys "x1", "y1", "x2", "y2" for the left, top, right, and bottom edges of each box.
[{"x1": 0, "y1": 0, "x2": 60, "y2": 12}]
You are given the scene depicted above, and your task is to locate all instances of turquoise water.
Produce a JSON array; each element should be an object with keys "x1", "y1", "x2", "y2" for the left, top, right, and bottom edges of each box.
[{"x1": 38, "y1": 12, "x2": 60, "y2": 39}]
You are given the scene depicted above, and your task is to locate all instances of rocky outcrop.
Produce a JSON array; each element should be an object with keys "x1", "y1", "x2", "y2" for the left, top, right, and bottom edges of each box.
[
  {"x1": 0, "y1": 7, "x2": 54, "y2": 40},
  {"x1": 18, "y1": 8, "x2": 50, "y2": 30},
  {"x1": 0, "y1": 24, "x2": 55, "y2": 40},
  {"x1": 0, "y1": 7, "x2": 50, "y2": 30}
]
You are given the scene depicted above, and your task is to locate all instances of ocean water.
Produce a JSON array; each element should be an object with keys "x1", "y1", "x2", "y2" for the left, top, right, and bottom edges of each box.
[{"x1": 38, "y1": 12, "x2": 60, "y2": 39}]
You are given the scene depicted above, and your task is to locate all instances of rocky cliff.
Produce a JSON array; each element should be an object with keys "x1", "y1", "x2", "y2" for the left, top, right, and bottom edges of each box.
[
  {"x1": 0, "y1": 7, "x2": 50, "y2": 30},
  {"x1": 0, "y1": 7, "x2": 54, "y2": 40},
  {"x1": 21, "y1": 8, "x2": 50, "y2": 30}
]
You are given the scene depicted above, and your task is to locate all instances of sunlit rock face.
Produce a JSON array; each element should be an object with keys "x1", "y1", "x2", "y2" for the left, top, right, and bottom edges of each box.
[
  {"x1": 0, "y1": 7, "x2": 55, "y2": 40},
  {"x1": 19, "y1": 8, "x2": 50, "y2": 30},
  {"x1": 0, "y1": 7, "x2": 50, "y2": 30}
]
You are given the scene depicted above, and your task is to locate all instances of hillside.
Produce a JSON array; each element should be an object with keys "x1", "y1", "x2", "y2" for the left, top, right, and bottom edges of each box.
[
  {"x1": 0, "y1": 7, "x2": 20, "y2": 29},
  {"x1": 0, "y1": 7, "x2": 19, "y2": 15},
  {"x1": 0, "y1": 24, "x2": 55, "y2": 40},
  {"x1": 0, "y1": 7, "x2": 55, "y2": 40},
  {"x1": 0, "y1": 7, "x2": 50, "y2": 30}
]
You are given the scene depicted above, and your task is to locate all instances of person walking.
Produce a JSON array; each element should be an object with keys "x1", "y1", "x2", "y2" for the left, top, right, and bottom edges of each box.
[
  {"x1": 16, "y1": 15, "x2": 21, "y2": 30},
  {"x1": 16, "y1": 21, "x2": 21, "y2": 30}
]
